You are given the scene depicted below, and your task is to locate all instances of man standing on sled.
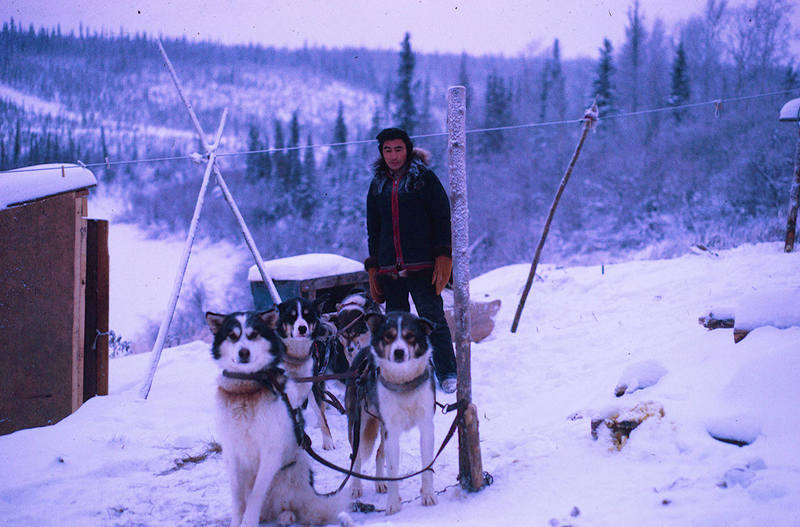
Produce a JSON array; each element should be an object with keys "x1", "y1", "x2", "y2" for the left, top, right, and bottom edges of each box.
[{"x1": 364, "y1": 127, "x2": 458, "y2": 393}]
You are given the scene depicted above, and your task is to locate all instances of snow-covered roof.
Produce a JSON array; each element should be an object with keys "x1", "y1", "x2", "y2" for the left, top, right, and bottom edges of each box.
[
  {"x1": 0, "y1": 163, "x2": 97, "y2": 210},
  {"x1": 248, "y1": 253, "x2": 364, "y2": 282},
  {"x1": 779, "y1": 97, "x2": 800, "y2": 122}
]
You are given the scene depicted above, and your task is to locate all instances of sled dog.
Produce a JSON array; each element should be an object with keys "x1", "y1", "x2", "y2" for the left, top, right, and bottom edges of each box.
[
  {"x1": 346, "y1": 311, "x2": 438, "y2": 515},
  {"x1": 276, "y1": 297, "x2": 337, "y2": 450},
  {"x1": 205, "y1": 309, "x2": 350, "y2": 527},
  {"x1": 326, "y1": 289, "x2": 382, "y2": 367}
]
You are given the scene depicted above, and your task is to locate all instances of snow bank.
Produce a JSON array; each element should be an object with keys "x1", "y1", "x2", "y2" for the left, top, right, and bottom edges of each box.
[{"x1": 2, "y1": 240, "x2": 799, "y2": 526}]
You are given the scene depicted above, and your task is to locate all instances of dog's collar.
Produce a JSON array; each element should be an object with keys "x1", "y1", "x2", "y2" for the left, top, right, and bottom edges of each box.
[
  {"x1": 221, "y1": 367, "x2": 286, "y2": 395},
  {"x1": 337, "y1": 301, "x2": 365, "y2": 314},
  {"x1": 379, "y1": 367, "x2": 431, "y2": 393},
  {"x1": 282, "y1": 352, "x2": 311, "y2": 367}
]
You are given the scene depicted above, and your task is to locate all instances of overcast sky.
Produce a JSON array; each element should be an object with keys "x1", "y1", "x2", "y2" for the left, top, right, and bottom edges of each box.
[{"x1": 1, "y1": 0, "x2": 760, "y2": 59}]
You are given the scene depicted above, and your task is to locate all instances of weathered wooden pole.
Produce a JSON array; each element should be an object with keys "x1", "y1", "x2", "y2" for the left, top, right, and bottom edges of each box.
[
  {"x1": 779, "y1": 97, "x2": 800, "y2": 252},
  {"x1": 140, "y1": 42, "x2": 284, "y2": 399},
  {"x1": 784, "y1": 128, "x2": 800, "y2": 253},
  {"x1": 156, "y1": 40, "x2": 281, "y2": 303},
  {"x1": 447, "y1": 85, "x2": 484, "y2": 491},
  {"x1": 139, "y1": 109, "x2": 227, "y2": 399},
  {"x1": 511, "y1": 103, "x2": 598, "y2": 333}
]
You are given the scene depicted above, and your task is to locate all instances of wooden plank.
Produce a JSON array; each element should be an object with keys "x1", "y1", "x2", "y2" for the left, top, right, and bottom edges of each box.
[
  {"x1": 0, "y1": 192, "x2": 82, "y2": 435},
  {"x1": 299, "y1": 271, "x2": 369, "y2": 293},
  {"x1": 95, "y1": 220, "x2": 110, "y2": 396},
  {"x1": 83, "y1": 219, "x2": 110, "y2": 400},
  {"x1": 72, "y1": 194, "x2": 88, "y2": 412}
]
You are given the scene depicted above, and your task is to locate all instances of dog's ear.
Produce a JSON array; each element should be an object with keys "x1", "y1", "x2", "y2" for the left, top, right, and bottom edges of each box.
[
  {"x1": 416, "y1": 316, "x2": 435, "y2": 336},
  {"x1": 365, "y1": 312, "x2": 385, "y2": 334},
  {"x1": 257, "y1": 309, "x2": 280, "y2": 329},
  {"x1": 205, "y1": 312, "x2": 227, "y2": 335},
  {"x1": 276, "y1": 300, "x2": 289, "y2": 315},
  {"x1": 313, "y1": 293, "x2": 331, "y2": 314}
]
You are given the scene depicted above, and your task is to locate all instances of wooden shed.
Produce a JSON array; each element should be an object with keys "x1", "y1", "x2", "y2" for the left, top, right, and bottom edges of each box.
[{"x1": 0, "y1": 164, "x2": 109, "y2": 436}]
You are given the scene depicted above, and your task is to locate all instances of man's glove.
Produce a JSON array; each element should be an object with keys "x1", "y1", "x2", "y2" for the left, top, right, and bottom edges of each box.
[
  {"x1": 368, "y1": 267, "x2": 385, "y2": 303},
  {"x1": 431, "y1": 255, "x2": 452, "y2": 295}
]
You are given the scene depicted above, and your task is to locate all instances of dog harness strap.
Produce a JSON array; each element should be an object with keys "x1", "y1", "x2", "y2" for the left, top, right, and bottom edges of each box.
[
  {"x1": 378, "y1": 368, "x2": 431, "y2": 392},
  {"x1": 336, "y1": 311, "x2": 365, "y2": 336},
  {"x1": 301, "y1": 398, "x2": 468, "y2": 484},
  {"x1": 282, "y1": 353, "x2": 309, "y2": 367},
  {"x1": 278, "y1": 390, "x2": 306, "y2": 447}
]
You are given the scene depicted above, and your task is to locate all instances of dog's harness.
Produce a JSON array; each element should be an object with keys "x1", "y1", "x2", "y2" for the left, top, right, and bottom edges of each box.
[
  {"x1": 378, "y1": 367, "x2": 431, "y2": 393},
  {"x1": 223, "y1": 363, "x2": 466, "y2": 495}
]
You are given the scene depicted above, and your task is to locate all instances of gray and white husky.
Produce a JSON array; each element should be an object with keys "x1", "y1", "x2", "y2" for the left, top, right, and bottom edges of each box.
[
  {"x1": 346, "y1": 311, "x2": 438, "y2": 515},
  {"x1": 205, "y1": 310, "x2": 352, "y2": 527}
]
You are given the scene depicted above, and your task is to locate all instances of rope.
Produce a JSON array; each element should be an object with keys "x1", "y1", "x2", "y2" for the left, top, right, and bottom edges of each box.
[{"x1": 5, "y1": 86, "x2": 800, "y2": 175}]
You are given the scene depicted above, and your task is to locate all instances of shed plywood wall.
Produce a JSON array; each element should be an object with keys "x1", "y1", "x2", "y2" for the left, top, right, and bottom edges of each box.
[{"x1": 0, "y1": 191, "x2": 87, "y2": 435}]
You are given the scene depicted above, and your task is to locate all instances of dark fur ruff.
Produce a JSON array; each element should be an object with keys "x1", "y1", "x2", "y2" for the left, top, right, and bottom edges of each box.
[{"x1": 371, "y1": 148, "x2": 432, "y2": 195}]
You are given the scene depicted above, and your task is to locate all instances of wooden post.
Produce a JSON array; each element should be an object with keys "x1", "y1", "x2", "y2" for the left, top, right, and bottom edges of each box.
[
  {"x1": 139, "y1": 110, "x2": 228, "y2": 400},
  {"x1": 156, "y1": 40, "x2": 281, "y2": 304},
  {"x1": 511, "y1": 103, "x2": 598, "y2": 333},
  {"x1": 141, "y1": 41, "x2": 286, "y2": 399},
  {"x1": 784, "y1": 129, "x2": 800, "y2": 252},
  {"x1": 447, "y1": 85, "x2": 484, "y2": 491}
]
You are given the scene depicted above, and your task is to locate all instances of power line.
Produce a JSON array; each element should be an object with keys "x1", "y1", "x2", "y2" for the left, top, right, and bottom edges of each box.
[{"x1": 4, "y1": 86, "x2": 800, "y2": 175}]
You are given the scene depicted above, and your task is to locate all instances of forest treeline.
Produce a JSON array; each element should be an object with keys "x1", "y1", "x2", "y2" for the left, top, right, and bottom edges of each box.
[{"x1": 1, "y1": 0, "x2": 798, "y2": 275}]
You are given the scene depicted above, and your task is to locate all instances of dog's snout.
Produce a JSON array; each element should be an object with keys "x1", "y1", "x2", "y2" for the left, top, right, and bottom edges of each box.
[
  {"x1": 238, "y1": 348, "x2": 250, "y2": 362},
  {"x1": 297, "y1": 325, "x2": 307, "y2": 336},
  {"x1": 393, "y1": 348, "x2": 405, "y2": 362}
]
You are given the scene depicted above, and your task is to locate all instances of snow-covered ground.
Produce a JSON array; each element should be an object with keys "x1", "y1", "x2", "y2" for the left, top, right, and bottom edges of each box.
[{"x1": 1, "y1": 220, "x2": 799, "y2": 526}]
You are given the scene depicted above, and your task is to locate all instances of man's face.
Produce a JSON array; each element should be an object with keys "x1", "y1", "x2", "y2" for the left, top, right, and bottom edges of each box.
[{"x1": 381, "y1": 139, "x2": 408, "y2": 172}]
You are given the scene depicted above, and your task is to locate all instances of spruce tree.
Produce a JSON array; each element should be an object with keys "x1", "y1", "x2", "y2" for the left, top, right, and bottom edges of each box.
[
  {"x1": 303, "y1": 132, "x2": 316, "y2": 182},
  {"x1": 457, "y1": 52, "x2": 473, "y2": 114},
  {"x1": 482, "y1": 70, "x2": 510, "y2": 152},
  {"x1": 620, "y1": 0, "x2": 646, "y2": 112},
  {"x1": 668, "y1": 40, "x2": 691, "y2": 122},
  {"x1": 329, "y1": 101, "x2": 347, "y2": 165},
  {"x1": 394, "y1": 32, "x2": 417, "y2": 134},
  {"x1": 246, "y1": 125, "x2": 261, "y2": 183},
  {"x1": 592, "y1": 38, "x2": 618, "y2": 118},
  {"x1": 272, "y1": 119, "x2": 287, "y2": 184},
  {"x1": 550, "y1": 39, "x2": 567, "y2": 120},
  {"x1": 12, "y1": 119, "x2": 21, "y2": 167},
  {"x1": 287, "y1": 111, "x2": 301, "y2": 185},
  {"x1": 298, "y1": 132, "x2": 315, "y2": 220}
]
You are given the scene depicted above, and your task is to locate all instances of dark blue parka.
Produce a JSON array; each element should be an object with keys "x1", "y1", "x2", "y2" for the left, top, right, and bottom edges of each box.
[{"x1": 365, "y1": 149, "x2": 451, "y2": 274}]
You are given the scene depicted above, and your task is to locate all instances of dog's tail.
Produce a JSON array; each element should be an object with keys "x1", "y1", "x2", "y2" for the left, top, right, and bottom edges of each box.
[
  {"x1": 337, "y1": 511, "x2": 358, "y2": 527},
  {"x1": 267, "y1": 453, "x2": 353, "y2": 526}
]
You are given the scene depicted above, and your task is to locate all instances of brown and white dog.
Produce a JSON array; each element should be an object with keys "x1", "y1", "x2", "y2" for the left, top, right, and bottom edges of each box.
[
  {"x1": 205, "y1": 310, "x2": 350, "y2": 527},
  {"x1": 276, "y1": 297, "x2": 337, "y2": 450},
  {"x1": 346, "y1": 311, "x2": 438, "y2": 515},
  {"x1": 326, "y1": 290, "x2": 382, "y2": 367}
]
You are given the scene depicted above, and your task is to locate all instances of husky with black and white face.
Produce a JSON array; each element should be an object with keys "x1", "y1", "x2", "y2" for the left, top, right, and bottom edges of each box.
[
  {"x1": 347, "y1": 311, "x2": 438, "y2": 515},
  {"x1": 205, "y1": 310, "x2": 350, "y2": 527},
  {"x1": 328, "y1": 290, "x2": 381, "y2": 366},
  {"x1": 276, "y1": 297, "x2": 338, "y2": 450}
]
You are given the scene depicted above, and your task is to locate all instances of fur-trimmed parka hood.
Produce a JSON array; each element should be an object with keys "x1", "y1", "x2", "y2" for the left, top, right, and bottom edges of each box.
[{"x1": 371, "y1": 148, "x2": 432, "y2": 194}]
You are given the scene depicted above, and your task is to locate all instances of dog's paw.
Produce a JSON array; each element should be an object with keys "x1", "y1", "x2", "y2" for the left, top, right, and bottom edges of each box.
[
  {"x1": 277, "y1": 510, "x2": 296, "y2": 526},
  {"x1": 350, "y1": 485, "x2": 363, "y2": 499},
  {"x1": 375, "y1": 481, "x2": 388, "y2": 494},
  {"x1": 322, "y1": 437, "x2": 336, "y2": 450},
  {"x1": 421, "y1": 492, "x2": 438, "y2": 506},
  {"x1": 385, "y1": 497, "x2": 402, "y2": 515}
]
